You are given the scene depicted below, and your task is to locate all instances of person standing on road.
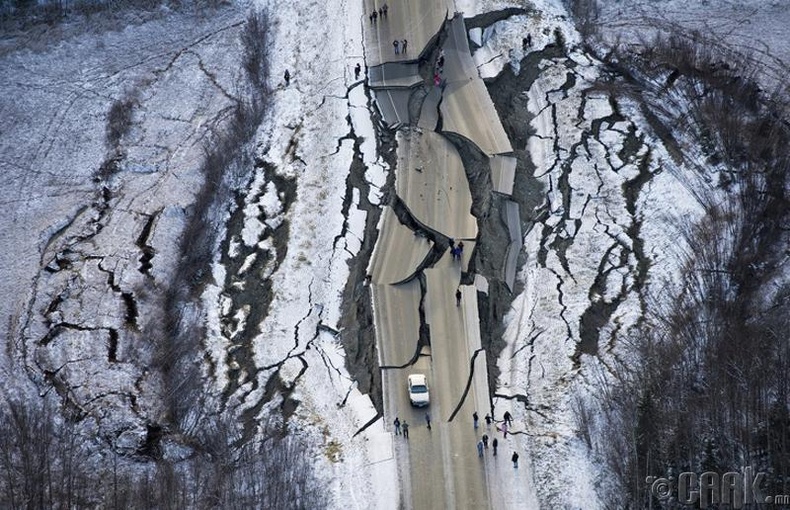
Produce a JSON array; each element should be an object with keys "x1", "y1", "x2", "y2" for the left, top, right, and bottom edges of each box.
[
  {"x1": 394, "y1": 417, "x2": 401, "y2": 435},
  {"x1": 425, "y1": 413, "x2": 431, "y2": 430},
  {"x1": 473, "y1": 411, "x2": 479, "y2": 429},
  {"x1": 402, "y1": 421, "x2": 410, "y2": 439},
  {"x1": 502, "y1": 421, "x2": 508, "y2": 438},
  {"x1": 492, "y1": 438, "x2": 498, "y2": 456},
  {"x1": 485, "y1": 414, "x2": 492, "y2": 427},
  {"x1": 354, "y1": 63, "x2": 361, "y2": 80},
  {"x1": 393, "y1": 40, "x2": 400, "y2": 54},
  {"x1": 382, "y1": 3, "x2": 388, "y2": 17},
  {"x1": 504, "y1": 411, "x2": 513, "y2": 426},
  {"x1": 456, "y1": 288, "x2": 462, "y2": 307},
  {"x1": 284, "y1": 69, "x2": 290, "y2": 86},
  {"x1": 402, "y1": 39, "x2": 408, "y2": 53},
  {"x1": 457, "y1": 241, "x2": 464, "y2": 260},
  {"x1": 482, "y1": 434, "x2": 489, "y2": 449},
  {"x1": 477, "y1": 440, "x2": 484, "y2": 457},
  {"x1": 511, "y1": 451, "x2": 519, "y2": 468}
]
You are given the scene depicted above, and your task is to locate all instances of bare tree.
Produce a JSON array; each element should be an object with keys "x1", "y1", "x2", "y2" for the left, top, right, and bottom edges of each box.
[{"x1": 585, "y1": 30, "x2": 790, "y2": 506}]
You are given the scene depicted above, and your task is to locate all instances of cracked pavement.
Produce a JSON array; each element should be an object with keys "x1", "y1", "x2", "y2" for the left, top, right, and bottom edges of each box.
[{"x1": 364, "y1": 4, "x2": 536, "y2": 508}]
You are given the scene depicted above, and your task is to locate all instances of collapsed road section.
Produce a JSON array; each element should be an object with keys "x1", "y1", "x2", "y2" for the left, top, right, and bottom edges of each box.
[{"x1": 363, "y1": 3, "x2": 531, "y2": 508}]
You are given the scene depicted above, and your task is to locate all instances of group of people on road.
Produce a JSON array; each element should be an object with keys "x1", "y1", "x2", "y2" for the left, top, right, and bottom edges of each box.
[
  {"x1": 476, "y1": 432, "x2": 492, "y2": 456},
  {"x1": 369, "y1": 3, "x2": 388, "y2": 23},
  {"x1": 393, "y1": 39, "x2": 408, "y2": 55},
  {"x1": 392, "y1": 410, "x2": 520, "y2": 470},
  {"x1": 393, "y1": 416, "x2": 410, "y2": 438},
  {"x1": 367, "y1": 3, "x2": 409, "y2": 58},
  {"x1": 473, "y1": 410, "x2": 519, "y2": 467},
  {"x1": 393, "y1": 412, "x2": 430, "y2": 438}
]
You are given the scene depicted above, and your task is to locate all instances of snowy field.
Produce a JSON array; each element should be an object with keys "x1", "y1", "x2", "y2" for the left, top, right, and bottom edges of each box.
[
  {"x1": 1, "y1": 0, "x2": 788, "y2": 507},
  {"x1": 595, "y1": 0, "x2": 790, "y2": 86},
  {"x1": 1, "y1": 6, "x2": 249, "y2": 433},
  {"x1": 0, "y1": 0, "x2": 394, "y2": 506},
  {"x1": 460, "y1": 0, "x2": 790, "y2": 506}
]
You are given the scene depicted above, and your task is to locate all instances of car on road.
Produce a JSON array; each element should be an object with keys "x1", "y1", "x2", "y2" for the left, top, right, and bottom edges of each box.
[{"x1": 408, "y1": 374, "x2": 430, "y2": 407}]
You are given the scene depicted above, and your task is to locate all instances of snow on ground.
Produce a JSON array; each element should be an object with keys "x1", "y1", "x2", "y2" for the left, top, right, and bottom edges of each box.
[
  {"x1": 0, "y1": 6, "x2": 248, "y2": 442},
  {"x1": 595, "y1": 0, "x2": 790, "y2": 88},
  {"x1": 462, "y1": 0, "x2": 743, "y2": 506},
  {"x1": 201, "y1": 0, "x2": 397, "y2": 507},
  {"x1": 235, "y1": 0, "x2": 731, "y2": 505},
  {"x1": 470, "y1": 0, "x2": 579, "y2": 80},
  {"x1": 468, "y1": 0, "x2": 790, "y2": 507},
  {"x1": 0, "y1": 0, "x2": 393, "y2": 505},
  {"x1": 3, "y1": 0, "x2": 785, "y2": 506},
  {"x1": 214, "y1": 0, "x2": 783, "y2": 505}
]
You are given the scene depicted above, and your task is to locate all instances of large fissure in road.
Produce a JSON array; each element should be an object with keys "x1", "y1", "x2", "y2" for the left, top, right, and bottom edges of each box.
[{"x1": 337, "y1": 85, "x2": 396, "y2": 415}]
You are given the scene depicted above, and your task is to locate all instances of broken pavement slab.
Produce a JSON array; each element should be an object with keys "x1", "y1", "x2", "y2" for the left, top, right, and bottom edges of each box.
[
  {"x1": 372, "y1": 279, "x2": 423, "y2": 367},
  {"x1": 368, "y1": 206, "x2": 433, "y2": 285},
  {"x1": 369, "y1": 63, "x2": 423, "y2": 127},
  {"x1": 368, "y1": 62, "x2": 422, "y2": 89},
  {"x1": 438, "y1": 14, "x2": 513, "y2": 157},
  {"x1": 440, "y1": 76, "x2": 514, "y2": 156},
  {"x1": 396, "y1": 129, "x2": 477, "y2": 241},
  {"x1": 374, "y1": 88, "x2": 413, "y2": 127},
  {"x1": 417, "y1": 86, "x2": 442, "y2": 131},
  {"x1": 503, "y1": 200, "x2": 521, "y2": 292},
  {"x1": 504, "y1": 199, "x2": 521, "y2": 242},
  {"x1": 489, "y1": 155, "x2": 517, "y2": 196}
]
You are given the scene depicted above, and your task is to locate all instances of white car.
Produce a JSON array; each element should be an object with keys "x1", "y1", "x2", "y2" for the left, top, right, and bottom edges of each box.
[{"x1": 408, "y1": 374, "x2": 430, "y2": 407}]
